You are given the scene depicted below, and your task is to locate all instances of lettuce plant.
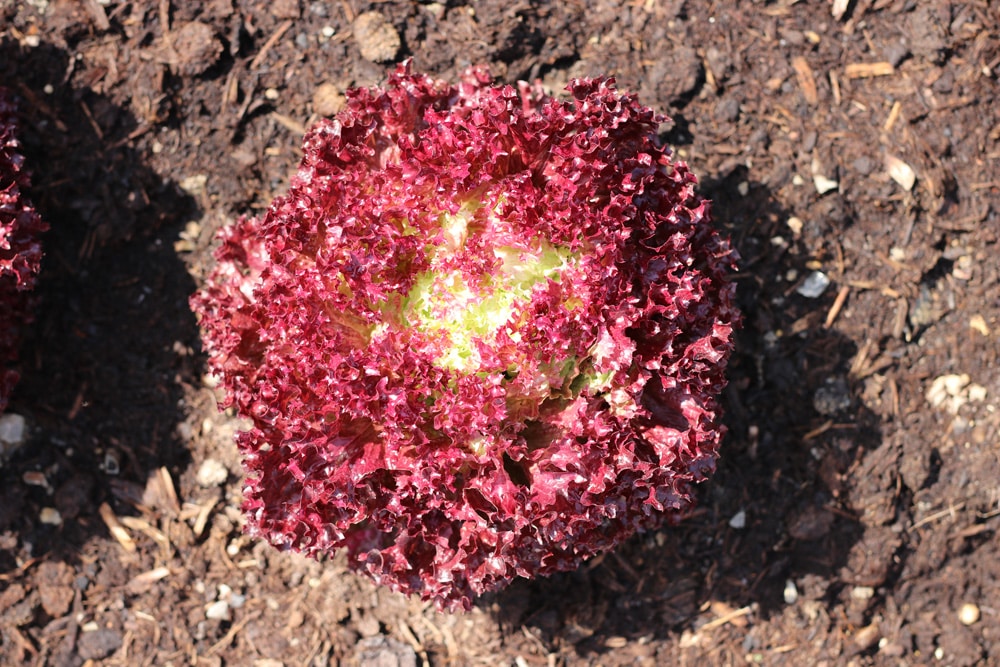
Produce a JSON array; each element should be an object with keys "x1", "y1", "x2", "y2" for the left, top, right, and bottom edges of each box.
[
  {"x1": 193, "y1": 64, "x2": 738, "y2": 610},
  {"x1": 0, "y1": 89, "x2": 47, "y2": 413}
]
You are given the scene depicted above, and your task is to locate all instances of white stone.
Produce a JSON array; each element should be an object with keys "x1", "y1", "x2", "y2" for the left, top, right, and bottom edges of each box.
[
  {"x1": 851, "y1": 586, "x2": 875, "y2": 600},
  {"x1": 958, "y1": 603, "x2": 980, "y2": 625},
  {"x1": 0, "y1": 413, "x2": 27, "y2": 457},
  {"x1": 205, "y1": 600, "x2": 231, "y2": 620},
  {"x1": 813, "y1": 174, "x2": 839, "y2": 194},
  {"x1": 783, "y1": 580, "x2": 798, "y2": 604},
  {"x1": 797, "y1": 271, "x2": 830, "y2": 298},
  {"x1": 39, "y1": 507, "x2": 62, "y2": 525},
  {"x1": 196, "y1": 459, "x2": 229, "y2": 487}
]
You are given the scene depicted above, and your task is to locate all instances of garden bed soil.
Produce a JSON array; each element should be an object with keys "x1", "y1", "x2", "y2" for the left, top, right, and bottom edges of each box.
[{"x1": 1, "y1": 0, "x2": 998, "y2": 665}]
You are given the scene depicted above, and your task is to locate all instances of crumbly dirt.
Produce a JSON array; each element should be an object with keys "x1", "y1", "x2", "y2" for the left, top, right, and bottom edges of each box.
[{"x1": 1, "y1": 1, "x2": 998, "y2": 665}]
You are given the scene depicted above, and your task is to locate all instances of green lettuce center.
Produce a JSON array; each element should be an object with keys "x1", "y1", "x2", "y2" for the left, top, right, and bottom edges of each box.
[{"x1": 404, "y1": 242, "x2": 573, "y2": 372}]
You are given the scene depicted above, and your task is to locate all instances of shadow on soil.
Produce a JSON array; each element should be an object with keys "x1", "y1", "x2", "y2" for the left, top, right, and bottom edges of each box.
[
  {"x1": 489, "y1": 166, "x2": 884, "y2": 656},
  {"x1": 0, "y1": 39, "x2": 200, "y2": 585}
]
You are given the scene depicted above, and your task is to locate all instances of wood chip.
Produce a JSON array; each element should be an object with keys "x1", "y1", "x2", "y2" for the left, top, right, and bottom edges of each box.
[
  {"x1": 700, "y1": 605, "x2": 752, "y2": 631},
  {"x1": 883, "y1": 100, "x2": 902, "y2": 132},
  {"x1": 249, "y1": 20, "x2": 293, "y2": 70},
  {"x1": 192, "y1": 501, "x2": 215, "y2": 537},
  {"x1": 127, "y1": 567, "x2": 171, "y2": 594},
  {"x1": 83, "y1": 0, "x2": 111, "y2": 30},
  {"x1": 829, "y1": 70, "x2": 841, "y2": 105},
  {"x1": 824, "y1": 285, "x2": 851, "y2": 328},
  {"x1": 844, "y1": 62, "x2": 894, "y2": 79},
  {"x1": 811, "y1": 156, "x2": 839, "y2": 194},
  {"x1": 143, "y1": 467, "x2": 181, "y2": 515},
  {"x1": 803, "y1": 420, "x2": 833, "y2": 441},
  {"x1": 270, "y1": 111, "x2": 306, "y2": 135},
  {"x1": 792, "y1": 56, "x2": 818, "y2": 105},
  {"x1": 709, "y1": 601, "x2": 749, "y2": 628},
  {"x1": 99, "y1": 502, "x2": 137, "y2": 553},
  {"x1": 119, "y1": 516, "x2": 170, "y2": 551},
  {"x1": 885, "y1": 154, "x2": 916, "y2": 190},
  {"x1": 912, "y1": 502, "x2": 965, "y2": 530},
  {"x1": 969, "y1": 315, "x2": 991, "y2": 337}
]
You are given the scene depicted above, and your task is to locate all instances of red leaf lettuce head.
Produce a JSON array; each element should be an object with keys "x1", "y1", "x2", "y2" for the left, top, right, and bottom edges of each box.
[
  {"x1": 192, "y1": 63, "x2": 739, "y2": 610},
  {"x1": 0, "y1": 88, "x2": 48, "y2": 412}
]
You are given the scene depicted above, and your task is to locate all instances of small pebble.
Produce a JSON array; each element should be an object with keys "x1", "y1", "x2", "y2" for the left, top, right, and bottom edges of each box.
[
  {"x1": 353, "y1": 11, "x2": 400, "y2": 63},
  {"x1": 814, "y1": 376, "x2": 852, "y2": 415},
  {"x1": 952, "y1": 255, "x2": 973, "y2": 281},
  {"x1": 196, "y1": 458, "x2": 229, "y2": 487},
  {"x1": 77, "y1": 628, "x2": 123, "y2": 660},
  {"x1": 967, "y1": 384, "x2": 988, "y2": 403},
  {"x1": 854, "y1": 623, "x2": 880, "y2": 650},
  {"x1": 813, "y1": 174, "x2": 839, "y2": 194},
  {"x1": 40, "y1": 508, "x2": 62, "y2": 525},
  {"x1": 313, "y1": 82, "x2": 346, "y2": 117},
  {"x1": 355, "y1": 636, "x2": 418, "y2": 667},
  {"x1": 180, "y1": 174, "x2": 208, "y2": 197},
  {"x1": 206, "y1": 599, "x2": 231, "y2": 620},
  {"x1": 0, "y1": 413, "x2": 27, "y2": 458},
  {"x1": 884, "y1": 41, "x2": 910, "y2": 67},
  {"x1": 714, "y1": 97, "x2": 740, "y2": 123},
  {"x1": 851, "y1": 586, "x2": 875, "y2": 600},
  {"x1": 423, "y1": 2, "x2": 446, "y2": 20},
  {"x1": 171, "y1": 21, "x2": 222, "y2": 77},
  {"x1": 22, "y1": 470, "x2": 48, "y2": 487},
  {"x1": 729, "y1": 510, "x2": 746, "y2": 529},
  {"x1": 103, "y1": 449, "x2": 120, "y2": 475},
  {"x1": 797, "y1": 271, "x2": 830, "y2": 298},
  {"x1": 783, "y1": 580, "x2": 798, "y2": 604},
  {"x1": 958, "y1": 603, "x2": 980, "y2": 625},
  {"x1": 852, "y1": 155, "x2": 874, "y2": 175},
  {"x1": 788, "y1": 506, "x2": 833, "y2": 540}
]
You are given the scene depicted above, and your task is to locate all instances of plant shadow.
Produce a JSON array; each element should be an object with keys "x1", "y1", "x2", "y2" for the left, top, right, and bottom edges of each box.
[
  {"x1": 0, "y1": 35, "x2": 200, "y2": 631},
  {"x1": 485, "y1": 166, "x2": 887, "y2": 658}
]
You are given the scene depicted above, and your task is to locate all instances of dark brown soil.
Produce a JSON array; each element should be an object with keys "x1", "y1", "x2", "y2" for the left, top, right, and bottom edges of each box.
[{"x1": 2, "y1": 1, "x2": 998, "y2": 665}]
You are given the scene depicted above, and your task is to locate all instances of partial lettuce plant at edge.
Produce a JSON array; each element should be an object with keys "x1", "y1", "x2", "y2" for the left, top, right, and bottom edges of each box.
[
  {"x1": 191, "y1": 63, "x2": 739, "y2": 611},
  {"x1": 0, "y1": 88, "x2": 48, "y2": 413}
]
